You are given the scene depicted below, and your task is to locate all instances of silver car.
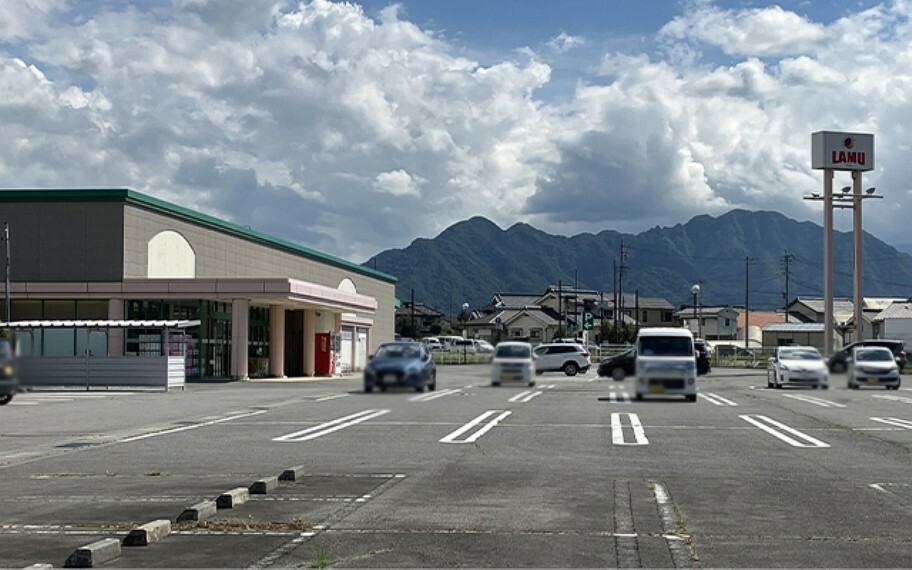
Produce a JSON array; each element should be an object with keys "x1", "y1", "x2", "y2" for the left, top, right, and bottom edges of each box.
[{"x1": 847, "y1": 346, "x2": 901, "y2": 390}]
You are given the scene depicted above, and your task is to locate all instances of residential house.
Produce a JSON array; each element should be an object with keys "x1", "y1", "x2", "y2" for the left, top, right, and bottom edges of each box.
[
  {"x1": 762, "y1": 323, "x2": 826, "y2": 350},
  {"x1": 871, "y1": 301, "x2": 912, "y2": 347},
  {"x1": 738, "y1": 310, "x2": 788, "y2": 347},
  {"x1": 395, "y1": 302, "x2": 447, "y2": 335},
  {"x1": 676, "y1": 306, "x2": 739, "y2": 340}
]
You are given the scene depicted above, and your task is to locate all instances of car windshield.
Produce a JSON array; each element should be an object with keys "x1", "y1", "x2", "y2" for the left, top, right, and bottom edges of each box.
[
  {"x1": 375, "y1": 345, "x2": 421, "y2": 359},
  {"x1": 780, "y1": 349, "x2": 822, "y2": 360},
  {"x1": 856, "y1": 349, "x2": 894, "y2": 362},
  {"x1": 639, "y1": 336, "x2": 693, "y2": 357},
  {"x1": 495, "y1": 344, "x2": 531, "y2": 359}
]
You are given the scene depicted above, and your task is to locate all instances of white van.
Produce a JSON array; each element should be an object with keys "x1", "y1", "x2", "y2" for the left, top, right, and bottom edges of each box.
[
  {"x1": 437, "y1": 336, "x2": 465, "y2": 352},
  {"x1": 635, "y1": 327, "x2": 698, "y2": 402}
]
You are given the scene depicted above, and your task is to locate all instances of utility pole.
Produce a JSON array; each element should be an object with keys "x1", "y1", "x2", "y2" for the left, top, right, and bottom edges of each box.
[
  {"x1": 782, "y1": 253, "x2": 795, "y2": 319},
  {"x1": 618, "y1": 241, "x2": 630, "y2": 335},
  {"x1": 2, "y1": 223, "x2": 9, "y2": 324},
  {"x1": 612, "y1": 261, "x2": 618, "y2": 340},
  {"x1": 410, "y1": 288, "x2": 415, "y2": 338},
  {"x1": 558, "y1": 279, "x2": 563, "y2": 337},
  {"x1": 745, "y1": 257, "x2": 752, "y2": 350}
]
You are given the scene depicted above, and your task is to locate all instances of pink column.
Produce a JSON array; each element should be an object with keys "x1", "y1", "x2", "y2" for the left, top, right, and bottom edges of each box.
[
  {"x1": 231, "y1": 298, "x2": 250, "y2": 380},
  {"x1": 269, "y1": 305, "x2": 286, "y2": 377},
  {"x1": 304, "y1": 308, "x2": 316, "y2": 376}
]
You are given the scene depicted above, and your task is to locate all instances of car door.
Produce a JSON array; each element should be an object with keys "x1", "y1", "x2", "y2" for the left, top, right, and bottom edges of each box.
[{"x1": 534, "y1": 345, "x2": 554, "y2": 371}]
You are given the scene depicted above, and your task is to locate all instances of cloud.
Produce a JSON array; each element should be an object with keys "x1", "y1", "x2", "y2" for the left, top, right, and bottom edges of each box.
[
  {"x1": 2, "y1": 0, "x2": 912, "y2": 264},
  {"x1": 373, "y1": 169, "x2": 426, "y2": 197},
  {"x1": 547, "y1": 32, "x2": 585, "y2": 53},
  {"x1": 660, "y1": 3, "x2": 828, "y2": 57}
]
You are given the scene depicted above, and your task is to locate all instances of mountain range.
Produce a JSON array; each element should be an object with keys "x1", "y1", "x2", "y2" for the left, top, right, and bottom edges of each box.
[{"x1": 363, "y1": 210, "x2": 912, "y2": 315}]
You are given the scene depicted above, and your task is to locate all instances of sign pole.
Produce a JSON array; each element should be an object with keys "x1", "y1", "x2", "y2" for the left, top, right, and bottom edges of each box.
[
  {"x1": 823, "y1": 169, "x2": 834, "y2": 357},
  {"x1": 852, "y1": 171, "x2": 864, "y2": 343}
]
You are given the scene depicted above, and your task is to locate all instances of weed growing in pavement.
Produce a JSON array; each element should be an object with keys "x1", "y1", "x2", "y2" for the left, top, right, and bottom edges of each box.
[
  {"x1": 145, "y1": 471, "x2": 168, "y2": 477},
  {"x1": 314, "y1": 545, "x2": 330, "y2": 568}
]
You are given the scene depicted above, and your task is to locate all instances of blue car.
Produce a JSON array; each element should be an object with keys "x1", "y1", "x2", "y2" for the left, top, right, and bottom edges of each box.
[{"x1": 364, "y1": 341, "x2": 437, "y2": 393}]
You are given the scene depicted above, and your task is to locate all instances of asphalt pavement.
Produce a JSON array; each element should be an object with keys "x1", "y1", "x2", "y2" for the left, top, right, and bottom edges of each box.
[{"x1": 1, "y1": 366, "x2": 911, "y2": 567}]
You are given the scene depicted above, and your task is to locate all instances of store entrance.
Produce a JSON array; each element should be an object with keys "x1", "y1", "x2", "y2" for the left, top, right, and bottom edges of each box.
[
  {"x1": 285, "y1": 310, "x2": 303, "y2": 377},
  {"x1": 202, "y1": 301, "x2": 232, "y2": 378}
]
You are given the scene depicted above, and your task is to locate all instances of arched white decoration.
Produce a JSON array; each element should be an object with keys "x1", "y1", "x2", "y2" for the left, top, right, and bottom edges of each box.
[
  {"x1": 147, "y1": 231, "x2": 196, "y2": 278},
  {"x1": 338, "y1": 278, "x2": 357, "y2": 295}
]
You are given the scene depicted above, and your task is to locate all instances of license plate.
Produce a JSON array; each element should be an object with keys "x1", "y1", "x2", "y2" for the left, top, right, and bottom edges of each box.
[
  {"x1": 650, "y1": 385, "x2": 665, "y2": 394},
  {"x1": 502, "y1": 374, "x2": 514, "y2": 381},
  {"x1": 868, "y1": 378, "x2": 878, "y2": 384},
  {"x1": 383, "y1": 374, "x2": 397, "y2": 383}
]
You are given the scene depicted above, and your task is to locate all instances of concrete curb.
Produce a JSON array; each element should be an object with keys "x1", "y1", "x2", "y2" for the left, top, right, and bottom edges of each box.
[
  {"x1": 123, "y1": 519, "x2": 171, "y2": 546},
  {"x1": 64, "y1": 538, "x2": 121, "y2": 568},
  {"x1": 279, "y1": 465, "x2": 305, "y2": 482},
  {"x1": 249, "y1": 476, "x2": 279, "y2": 495},
  {"x1": 216, "y1": 487, "x2": 250, "y2": 509},
  {"x1": 176, "y1": 500, "x2": 217, "y2": 523}
]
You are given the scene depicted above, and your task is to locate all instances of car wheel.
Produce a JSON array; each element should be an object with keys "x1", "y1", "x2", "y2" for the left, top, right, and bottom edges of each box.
[
  {"x1": 767, "y1": 373, "x2": 773, "y2": 389},
  {"x1": 611, "y1": 367, "x2": 625, "y2": 381},
  {"x1": 0, "y1": 394, "x2": 12, "y2": 406},
  {"x1": 832, "y1": 362, "x2": 846, "y2": 373},
  {"x1": 528, "y1": 380, "x2": 536, "y2": 387},
  {"x1": 415, "y1": 383, "x2": 426, "y2": 393},
  {"x1": 635, "y1": 393, "x2": 643, "y2": 401},
  {"x1": 821, "y1": 385, "x2": 829, "y2": 390},
  {"x1": 379, "y1": 384, "x2": 387, "y2": 393},
  {"x1": 563, "y1": 362, "x2": 579, "y2": 376},
  {"x1": 429, "y1": 374, "x2": 437, "y2": 392},
  {"x1": 364, "y1": 385, "x2": 373, "y2": 393},
  {"x1": 492, "y1": 381, "x2": 501, "y2": 387},
  {"x1": 848, "y1": 381, "x2": 857, "y2": 390},
  {"x1": 686, "y1": 394, "x2": 697, "y2": 402}
]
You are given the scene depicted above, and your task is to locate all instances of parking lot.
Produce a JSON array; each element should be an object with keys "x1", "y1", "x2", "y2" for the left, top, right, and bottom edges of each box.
[{"x1": 2, "y1": 366, "x2": 912, "y2": 567}]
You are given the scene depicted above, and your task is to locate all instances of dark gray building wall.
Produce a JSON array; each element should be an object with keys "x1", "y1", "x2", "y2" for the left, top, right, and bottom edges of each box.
[{"x1": 0, "y1": 201, "x2": 124, "y2": 282}]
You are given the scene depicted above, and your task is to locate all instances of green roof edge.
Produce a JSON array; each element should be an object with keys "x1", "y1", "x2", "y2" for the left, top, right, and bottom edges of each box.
[{"x1": 0, "y1": 188, "x2": 397, "y2": 284}]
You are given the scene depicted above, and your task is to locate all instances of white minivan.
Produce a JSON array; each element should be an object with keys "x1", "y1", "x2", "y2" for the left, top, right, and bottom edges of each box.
[{"x1": 635, "y1": 327, "x2": 698, "y2": 402}]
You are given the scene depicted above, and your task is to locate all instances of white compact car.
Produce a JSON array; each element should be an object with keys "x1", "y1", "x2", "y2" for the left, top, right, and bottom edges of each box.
[
  {"x1": 847, "y1": 346, "x2": 901, "y2": 390},
  {"x1": 635, "y1": 328, "x2": 697, "y2": 402},
  {"x1": 767, "y1": 346, "x2": 828, "y2": 389},
  {"x1": 491, "y1": 341, "x2": 536, "y2": 387}
]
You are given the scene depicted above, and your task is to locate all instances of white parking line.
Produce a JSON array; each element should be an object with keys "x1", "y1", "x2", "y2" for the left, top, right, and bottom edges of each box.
[
  {"x1": 440, "y1": 410, "x2": 511, "y2": 444},
  {"x1": 611, "y1": 413, "x2": 648, "y2": 445},
  {"x1": 701, "y1": 393, "x2": 738, "y2": 406},
  {"x1": 781, "y1": 394, "x2": 846, "y2": 408},
  {"x1": 315, "y1": 394, "x2": 349, "y2": 402},
  {"x1": 508, "y1": 391, "x2": 542, "y2": 403},
  {"x1": 273, "y1": 409, "x2": 390, "y2": 442},
  {"x1": 870, "y1": 417, "x2": 912, "y2": 430},
  {"x1": 739, "y1": 415, "x2": 830, "y2": 448},
  {"x1": 410, "y1": 388, "x2": 461, "y2": 402},
  {"x1": 606, "y1": 392, "x2": 631, "y2": 404},
  {"x1": 873, "y1": 394, "x2": 912, "y2": 405},
  {"x1": 121, "y1": 410, "x2": 268, "y2": 443},
  {"x1": 545, "y1": 385, "x2": 556, "y2": 390}
]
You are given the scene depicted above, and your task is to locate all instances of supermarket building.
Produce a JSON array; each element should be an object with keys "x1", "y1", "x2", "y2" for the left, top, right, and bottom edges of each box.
[{"x1": 0, "y1": 189, "x2": 396, "y2": 380}]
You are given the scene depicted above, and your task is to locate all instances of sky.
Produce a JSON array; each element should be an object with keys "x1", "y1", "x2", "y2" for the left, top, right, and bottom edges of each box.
[{"x1": 1, "y1": 0, "x2": 910, "y2": 263}]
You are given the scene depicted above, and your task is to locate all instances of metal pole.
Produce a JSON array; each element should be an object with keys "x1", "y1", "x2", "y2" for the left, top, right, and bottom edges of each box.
[
  {"x1": 4, "y1": 222, "x2": 9, "y2": 323},
  {"x1": 697, "y1": 291, "x2": 702, "y2": 339},
  {"x1": 853, "y1": 171, "x2": 864, "y2": 343},
  {"x1": 745, "y1": 258, "x2": 750, "y2": 350},
  {"x1": 692, "y1": 291, "x2": 697, "y2": 334},
  {"x1": 823, "y1": 169, "x2": 835, "y2": 356}
]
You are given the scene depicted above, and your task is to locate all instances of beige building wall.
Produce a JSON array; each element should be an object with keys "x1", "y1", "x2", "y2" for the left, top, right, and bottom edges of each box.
[{"x1": 122, "y1": 204, "x2": 395, "y2": 351}]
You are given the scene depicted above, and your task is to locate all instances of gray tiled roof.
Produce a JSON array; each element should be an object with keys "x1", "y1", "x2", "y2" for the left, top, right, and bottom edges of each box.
[
  {"x1": 764, "y1": 323, "x2": 826, "y2": 332},
  {"x1": 874, "y1": 302, "x2": 912, "y2": 321}
]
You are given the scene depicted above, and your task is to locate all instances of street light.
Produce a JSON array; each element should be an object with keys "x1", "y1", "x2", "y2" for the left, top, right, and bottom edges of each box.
[
  {"x1": 462, "y1": 302, "x2": 469, "y2": 364},
  {"x1": 690, "y1": 284, "x2": 701, "y2": 338}
]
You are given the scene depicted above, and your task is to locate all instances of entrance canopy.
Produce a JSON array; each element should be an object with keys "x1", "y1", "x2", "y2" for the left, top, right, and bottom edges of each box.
[{"x1": 0, "y1": 320, "x2": 201, "y2": 329}]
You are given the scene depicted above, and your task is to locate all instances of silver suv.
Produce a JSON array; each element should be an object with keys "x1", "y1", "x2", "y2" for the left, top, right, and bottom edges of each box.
[{"x1": 533, "y1": 343, "x2": 591, "y2": 376}]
